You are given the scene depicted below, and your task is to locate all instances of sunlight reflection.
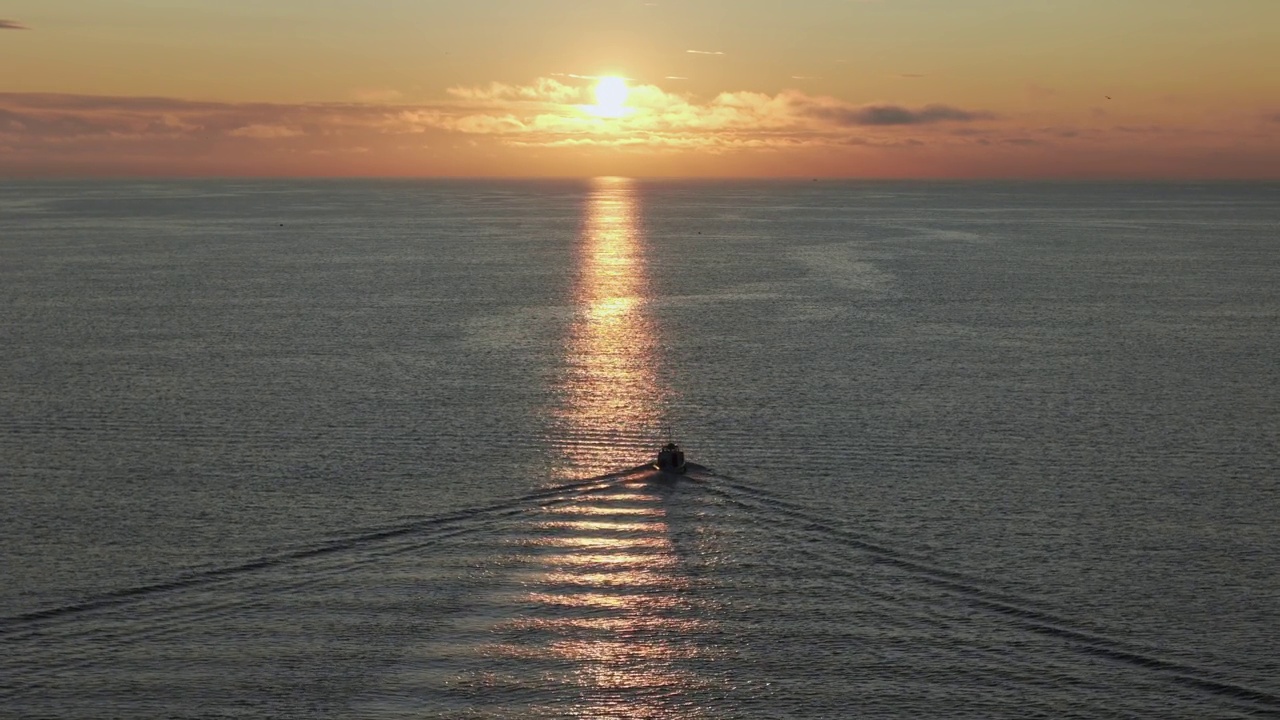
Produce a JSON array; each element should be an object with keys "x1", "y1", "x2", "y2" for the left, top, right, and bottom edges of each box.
[
  {"x1": 522, "y1": 591, "x2": 685, "y2": 612},
  {"x1": 537, "y1": 570, "x2": 685, "y2": 588},
  {"x1": 512, "y1": 503, "x2": 714, "y2": 718},
  {"x1": 546, "y1": 504, "x2": 665, "y2": 516},
  {"x1": 577, "y1": 492, "x2": 663, "y2": 503},
  {"x1": 549, "y1": 638, "x2": 706, "y2": 662},
  {"x1": 510, "y1": 536, "x2": 668, "y2": 550},
  {"x1": 541, "y1": 552, "x2": 677, "y2": 569},
  {"x1": 532, "y1": 520, "x2": 667, "y2": 534},
  {"x1": 551, "y1": 176, "x2": 667, "y2": 480},
  {"x1": 502, "y1": 616, "x2": 712, "y2": 634}
]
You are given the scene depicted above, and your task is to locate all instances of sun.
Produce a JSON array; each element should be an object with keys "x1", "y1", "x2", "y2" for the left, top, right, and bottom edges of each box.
[{"x1": 590, "y1": 76, "x2": 630, "y2": 118}]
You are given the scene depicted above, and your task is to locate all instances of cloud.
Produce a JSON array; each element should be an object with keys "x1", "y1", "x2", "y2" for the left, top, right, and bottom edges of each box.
[
  {"x1": 686, "y1": 49, "x2": 724, "y2": 55},
  {"x1": 427, "y1": 80, "x2": 1002, "y2": 154},
  {"x1": 0, "y1": 85, "x2": 992, "y2": 155},
  {"x1": 0, "y1": 19, "x2": 27, "y2": 30},
  {"x1": 0, "y1": 84, "x2": 1003, "y2": 163},
  {"x1": 6, "y1": 80, "x2": 1273, "y2": 178},
  {"x1": 447, "y1": 78, "x2": 585, "y2": 104},
  {"x1": 228, "y1": 124, "x2": 303, "y2": 139},
  {"x1": 795, "y1": 100, "x2": 993, "y2": 126},
  {"x1": 0, "y1": 93, "x2": 400, "y2": 147}
]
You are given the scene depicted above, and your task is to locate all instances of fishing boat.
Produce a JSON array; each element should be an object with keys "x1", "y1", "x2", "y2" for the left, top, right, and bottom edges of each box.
[{"x1": 655, "y1": 441, "x2": 687, "y2": 473}]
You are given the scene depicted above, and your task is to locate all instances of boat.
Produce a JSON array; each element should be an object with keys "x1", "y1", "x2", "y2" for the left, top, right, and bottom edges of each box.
[{"x1": 655, "y1": 441, "x2": 687, "y2": 473}]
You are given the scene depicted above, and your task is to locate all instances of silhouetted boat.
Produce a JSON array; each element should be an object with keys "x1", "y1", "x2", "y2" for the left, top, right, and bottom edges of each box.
[{"x1": 655, "y1": 441, "x2": 686, "y2": 473}]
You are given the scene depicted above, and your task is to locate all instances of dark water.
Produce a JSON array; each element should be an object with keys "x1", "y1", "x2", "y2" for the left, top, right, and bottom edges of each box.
[{"x1": 2, "y1": 179, "x2": 1278, "y2": 717}]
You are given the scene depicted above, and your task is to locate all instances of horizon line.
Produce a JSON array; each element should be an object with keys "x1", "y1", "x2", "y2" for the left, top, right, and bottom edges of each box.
[{"x1": 2, "y1": 175, "x2": 1276, "y2": 183}]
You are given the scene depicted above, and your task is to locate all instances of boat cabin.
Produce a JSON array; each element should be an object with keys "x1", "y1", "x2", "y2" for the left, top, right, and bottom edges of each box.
[{"x1": 655, "y1": 442, "x2": 686, "y2": 473}]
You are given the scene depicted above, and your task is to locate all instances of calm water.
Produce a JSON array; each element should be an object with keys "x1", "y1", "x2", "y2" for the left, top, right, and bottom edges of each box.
[{"x1": 2, "y1": 179, "x2": 1278, "y2": 718}]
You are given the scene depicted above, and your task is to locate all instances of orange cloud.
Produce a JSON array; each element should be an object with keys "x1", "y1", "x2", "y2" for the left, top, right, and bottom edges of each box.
[
  {"x1": 447, "y1": 78, "x2": 586, "y2": 104},
  {"x1": 227, "y1": 124, "x2": 304, "y2": 139},
  {"x1": 426, "y1": 79, "x2": 997, "y2": 152},
  {"x1": 1, "y1": 80, "x2": 1277, "y2": 178}
]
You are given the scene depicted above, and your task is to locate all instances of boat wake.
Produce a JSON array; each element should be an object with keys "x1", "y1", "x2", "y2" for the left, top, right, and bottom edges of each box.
[
  {"x1": 3, "y1": 464, "x2": 1275, "y2": 718},
  {"x1": 699, "y1": 475, "x2": 1280, "y2": 714}
]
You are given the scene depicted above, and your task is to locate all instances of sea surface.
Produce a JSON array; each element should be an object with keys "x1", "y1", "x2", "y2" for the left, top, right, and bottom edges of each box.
[{"x1": 2, "y1": 178, "x2": 1278, "y2": 718}]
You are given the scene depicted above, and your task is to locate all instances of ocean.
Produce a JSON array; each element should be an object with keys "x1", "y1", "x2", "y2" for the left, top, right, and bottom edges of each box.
[{"x1": 1, "y1": 178, "x2": 1277, "y2": 718}]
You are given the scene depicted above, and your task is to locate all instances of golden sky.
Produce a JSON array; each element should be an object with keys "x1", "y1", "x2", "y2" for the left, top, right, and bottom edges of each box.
[{"x1": 2, "y1": 0, "x2": 1278, "y2": 177}]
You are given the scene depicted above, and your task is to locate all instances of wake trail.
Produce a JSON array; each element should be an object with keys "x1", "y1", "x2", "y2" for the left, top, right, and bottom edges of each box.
[
  {"x1": 702, "y1": 474, "x2": 1280, "y2": 712},
  {"x1": 3, "y1": 474, "x2": 657, "y2": 700},
  {"x1": 0, "y1": 474, "x2": 633, "y2": 635}
]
